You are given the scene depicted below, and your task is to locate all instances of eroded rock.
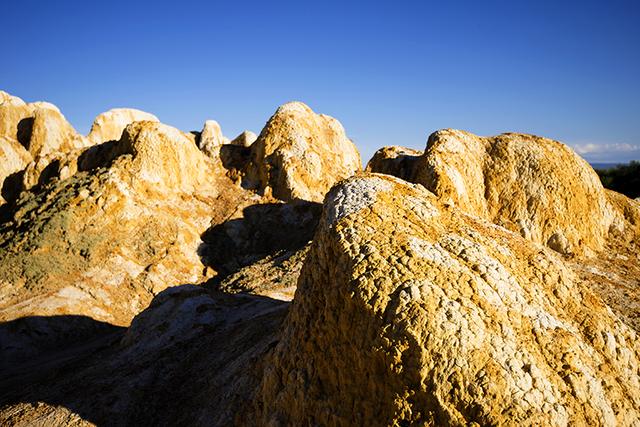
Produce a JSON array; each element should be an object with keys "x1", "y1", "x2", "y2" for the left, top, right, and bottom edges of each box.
[
  {"x1": 87, "y1": 108, "x2": 159, "y2": 144},
  {"x1": 253, "y1": 174, "x2": 640, "y2": 426},
  {"x1": 244, "y1": 102, "x2": 361, "y2": 202},
  {"x1": 368, "y1": 131, "x2": 624, "y2": 256}
]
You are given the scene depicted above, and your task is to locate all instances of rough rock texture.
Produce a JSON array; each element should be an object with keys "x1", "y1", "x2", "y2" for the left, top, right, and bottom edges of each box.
[
  {"x1": 0, "y1": 92, "x2": 91, "y2": 202},
  {"x1": 244, "y1": 102, "x2": 361, "y2": 202},
  {"x1": 25, "y1": 107, "x2": 87, "y2": 158},
  {"x1": 216, "y1": 247, "x2": 309, "y2": 301},
  {"x1": 0, "y1": 286, "x2": 287, "y2": 426},
  {"x1": 253, "y1": 174, "x2": 640, "y2": 426},
  {"x1": 199, "y1": 199, "x2": 321, "y2": 280},
  {"x1": 230, "y1": 130, "x2": 257, "y2": 147},
  {"x1": 3, "y1": 91, "x2": 640, "y2": 427},
  {"x1": 0, "y1": 94, "x2": 86, "y2": 159},
  {"x1": 0, "y1": 120, "x2": 250, "y2": 337},
  {"x1": 86, "y1": 108, "x2": 158, "y2": 144},
  {"x1": 369, "y1": 131, "x2": 623, "y2": 256}
]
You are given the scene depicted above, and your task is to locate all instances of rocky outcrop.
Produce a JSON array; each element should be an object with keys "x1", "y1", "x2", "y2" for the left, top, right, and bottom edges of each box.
[
  {"x1": 230, "y1": 130, "x2": 257, "y2": 147},
  {"x1": 3, "y1": 91, "x2": 640, "y2": 427},
  {"x1": 368, "y1": 131, "x2": 622, "y2": 256},
  {"x1": 0, "y1": 93, "x2": 91, "y2": 202},
  {"x1": 198, "y1": 120, "x2": 227, "y2": 158},
  {"x1": 0, "y1": 137, "x2": 31, "y2": 204},
  {"x1": 253, "y1": 174, "x2": 640, "y2": 426},
  {"x1": 86, "y1": 108, "x2": 158, "y2": 144},
  {"x1": 0, "y1": 286, "x2": 288, "y2": 426},
  {"x1": 365, "y1": 145, "x2": 422, "y2": 180},
  {"x1": 0, "y1": 120, "x2": 251, "y2": 334},
  {"x1": 0, "y1": 94, "x2": 86, "y2": 159},
  {"x1": 244, "y1": 102, "x2": 361, "y2": 202}
]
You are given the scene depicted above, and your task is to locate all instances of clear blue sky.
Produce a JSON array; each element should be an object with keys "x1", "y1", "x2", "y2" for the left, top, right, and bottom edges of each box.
[{"x1": 2, "y1": 0, "x2": 639, "y2": 163}]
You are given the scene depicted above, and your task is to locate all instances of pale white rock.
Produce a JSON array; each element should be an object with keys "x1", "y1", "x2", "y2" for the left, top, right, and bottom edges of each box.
[
  {"x1": 230, "y1": 130, "x2": 258, "y2": 147},
  {"x1": 198, "y1": 120, "x2": 225, "y2": 158}
]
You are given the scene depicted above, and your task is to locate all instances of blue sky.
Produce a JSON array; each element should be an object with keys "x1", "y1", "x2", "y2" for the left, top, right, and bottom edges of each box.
[{"x1": 2, "y1": 0, "x2": 639, "y2": 163}]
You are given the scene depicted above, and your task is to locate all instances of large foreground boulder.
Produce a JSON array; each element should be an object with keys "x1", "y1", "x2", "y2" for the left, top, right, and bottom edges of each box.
[
  {"x1": 253, "y1": 174, "x2": 640, "y2": 426},
  {"x1": 244, "y1": 102, "x2": 361, "y2": 202}
]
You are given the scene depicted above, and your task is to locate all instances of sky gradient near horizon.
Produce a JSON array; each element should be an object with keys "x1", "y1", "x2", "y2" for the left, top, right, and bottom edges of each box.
[{"x1": 2, "y1": 0, "x2": 639, "y2": 163}]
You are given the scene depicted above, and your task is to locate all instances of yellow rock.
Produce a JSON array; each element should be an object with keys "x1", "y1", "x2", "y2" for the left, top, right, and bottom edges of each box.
[
  {"x1": 87, "y1": 108, "x2": 159, "y2": 144},
  {"x1": 244, "y1": 102, "x2": 361, "y2": 202},
  {"x1": 254, "y1": 173, "x2": 640, "y2": 426}
]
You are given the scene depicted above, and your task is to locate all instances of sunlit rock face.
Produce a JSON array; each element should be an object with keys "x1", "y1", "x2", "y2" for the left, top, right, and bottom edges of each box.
[
  {"x1": 0, "y1": 119, "x2": 250, "y2": 332},
  {"x1": 0, "y1": 92, "x2": 90, "y2": 202},
  {"x1": 87, "y1": 108, "x2": 159, "y2": 144},
  {"x1": 244, "y1": 101, "x2": 361, "y2": 202},
  {"x1": 197, "y1": 119, "x2": 227, "y2": 158},
  {"x1": 367, "y1": 130, "x2": 636, "y2": 256},
  {"x1": 252, "y1": 174, "x2": 640, "y2": 426},
  {"x1": 230, "y1": 130, "x2": 257, "y2": 147}
]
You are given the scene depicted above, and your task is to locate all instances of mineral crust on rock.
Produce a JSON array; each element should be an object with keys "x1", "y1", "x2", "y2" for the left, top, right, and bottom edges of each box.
[
  {"x1": 2, "y1": 90, "x2": 640, "y2": 427},
  {"x1": 253, "y1": 174, "x2": 640, "y2": 426}
]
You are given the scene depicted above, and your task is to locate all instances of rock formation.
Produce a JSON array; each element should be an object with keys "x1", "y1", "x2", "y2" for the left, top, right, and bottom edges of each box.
[
  {"x1": 365, "y1": 145, "x2": 422, "y2": 178},
  {"x1": 2, "y1": 90, "x2": 640, "y2": 427},
  {"x1": 198, "y1": 119, "x2": 227, "y2": 158},
  {"x1": 367, "y1": 130, "x2": 634, "y2": 256},
  {"x1": 0, "y1": 136, "x2": 31, "y2": 204},
  {"x1": 87, "y1": 108, "x2": 159, "y2": 144},
  {"x1": 0, "y1": 99, "x2": 85, "y2": 204},
  {"x1": 230, "y1": 130, "x2": 258, "y2": 147},
  {"x1": 244, "y1": 102, "x2": 361, "y2": 202},
  {"x1": 253, "y1": 174, "x2": 640, "y2": 425},
  {"x1": 0, "y1": 119, "x2": 251, "y2": 336}
]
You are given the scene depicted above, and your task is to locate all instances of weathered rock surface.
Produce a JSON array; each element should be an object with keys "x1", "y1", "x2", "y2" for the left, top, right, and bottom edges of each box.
[
  {"x1": 0, "y1": 120, "x2": 252, "y2": 337},
  {"x1": 244, "y1": 102, "x2": 361, "y2": 202},
  {"x1": 0, "y1": 286, "x2": 288, "y2": 426},
  {"x1": 253, "y1": 174, "x2": 640, "y2": 426},
  {"x1": 0, "y1": 92, "x2": 92, "y2": 203},
  {"x1": 0, "y1": 136, "x2": 31, "y2": 204},
  {"x1": 368, "y1": 131, "x2": 630, "y2": 256},
  {"x1": 86, "y1": 108, "x2": 159, "y2": 144},
  {"x1": 2, "y1": 91, "x2": 640, "y2": 427}
]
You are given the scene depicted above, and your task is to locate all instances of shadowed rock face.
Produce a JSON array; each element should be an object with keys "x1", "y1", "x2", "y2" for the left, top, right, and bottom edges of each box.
[
  {"x1": 252, "y1": 174, "x2": 640, "y2": 426},
  {"x1": 365, "y1": 145, "x2": 422, "y2": 179},
  {"x1": 244, "y1": 102, "x2": 362, "y2": 202}
]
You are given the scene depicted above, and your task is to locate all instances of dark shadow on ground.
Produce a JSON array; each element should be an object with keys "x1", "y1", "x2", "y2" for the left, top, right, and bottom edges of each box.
[
  {"x1": 199, "y1": 200, "x2": 321, "y2": 284},
  {"x1": 0, "y1": 285, "x2": 288, "y2": 426}
]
